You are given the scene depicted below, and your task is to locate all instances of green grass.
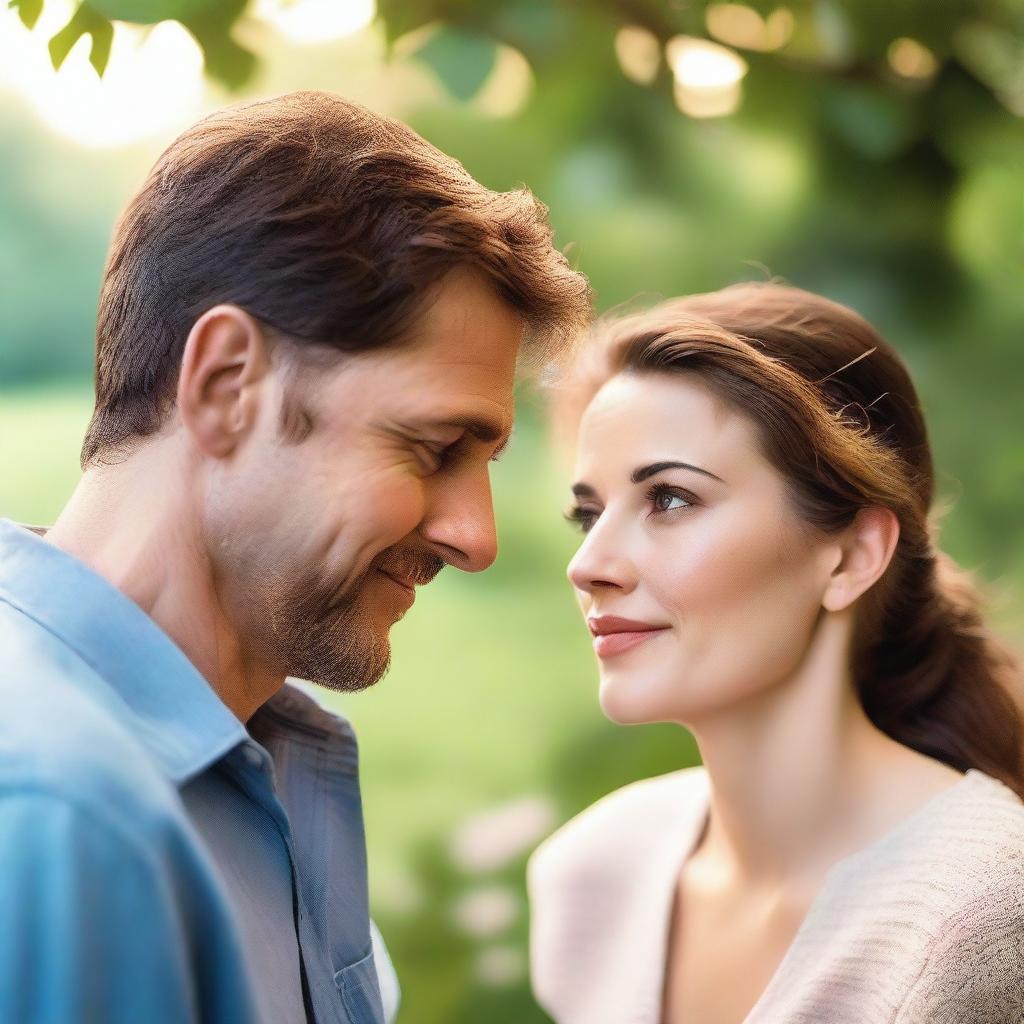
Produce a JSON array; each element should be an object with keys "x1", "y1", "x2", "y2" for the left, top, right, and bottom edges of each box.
[{"x1": 0, "y1": 386, "x2": 94, "y2": 524}]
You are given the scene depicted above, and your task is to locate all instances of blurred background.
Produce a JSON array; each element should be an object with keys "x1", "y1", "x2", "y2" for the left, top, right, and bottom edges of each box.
[{"x1": 1, "y1": 1, "x2": 1022, "y2": 1020}]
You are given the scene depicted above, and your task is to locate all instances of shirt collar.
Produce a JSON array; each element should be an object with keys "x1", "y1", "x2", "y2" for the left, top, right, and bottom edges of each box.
[{"x1": 0, "y1": 517, "x2": 248, "y2": 785}]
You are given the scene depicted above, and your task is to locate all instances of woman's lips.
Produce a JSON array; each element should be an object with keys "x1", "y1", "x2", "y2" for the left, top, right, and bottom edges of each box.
[
  {"x1": 587, "y1": 616, "x2": 671, "y2": 658},
  {"x1": 593, "y1": 629, "x2": 669, "y2": 658}
]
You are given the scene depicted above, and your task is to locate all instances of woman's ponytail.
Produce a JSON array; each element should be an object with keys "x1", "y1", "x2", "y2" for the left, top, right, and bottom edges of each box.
[{"x1": 857, "y1": 538, "x2": 1024, "y2": 800}]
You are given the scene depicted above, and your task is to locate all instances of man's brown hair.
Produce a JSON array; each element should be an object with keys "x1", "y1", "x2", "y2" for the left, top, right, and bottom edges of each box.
[{"x1": 83, "y1": 90, "x2": 591, "y2": 466}]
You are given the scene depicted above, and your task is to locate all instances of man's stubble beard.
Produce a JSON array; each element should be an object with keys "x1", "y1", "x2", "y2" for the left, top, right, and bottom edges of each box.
[{"x1": 267, "y1": 563, "x2": 392, "y2": 694}]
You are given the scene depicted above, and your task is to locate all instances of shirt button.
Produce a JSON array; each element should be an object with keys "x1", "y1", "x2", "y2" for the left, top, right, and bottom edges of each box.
[{"x1": 242, "y1": 746, "x2": 263, "y2": 769}]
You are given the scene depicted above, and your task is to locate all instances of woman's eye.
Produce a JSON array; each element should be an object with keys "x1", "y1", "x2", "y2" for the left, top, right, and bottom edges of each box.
[
  {"x1": 647, "y1": 484, "x2": 694, "y2": 514},
  {"x1": 563, "y1": 506, "x2": 599, "y2": 534}
]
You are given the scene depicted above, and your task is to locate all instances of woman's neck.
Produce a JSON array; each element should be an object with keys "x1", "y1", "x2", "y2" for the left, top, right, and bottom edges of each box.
[{"x1": 686, "y1": 610, "x2": 961, "y2": 892}]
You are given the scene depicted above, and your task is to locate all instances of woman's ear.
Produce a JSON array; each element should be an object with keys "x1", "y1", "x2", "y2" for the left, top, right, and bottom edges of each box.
[
  {"x1": 177, "y1": 304, "x2": 271, "y2": 458},
  {"x1": 821, "y1": 507, "x2": 901, "y2": 613}
]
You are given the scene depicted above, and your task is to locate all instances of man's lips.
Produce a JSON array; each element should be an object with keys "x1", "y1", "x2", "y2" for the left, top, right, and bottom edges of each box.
[
  {"x1": 378, "y1": 568, "x2": 416, "y2": 593},
  {"x1": 587, "y1": 615, "x2": 671, "y2": 658},
  {"x1": 375, "y1": 568, "x2": 418, "y2": 611},
  {"x1": 375, "y1": 552, "x2": 444, "y2": 591},
  {"x1": 375, "y1": 560, "x2": 443, "y2": 608}
]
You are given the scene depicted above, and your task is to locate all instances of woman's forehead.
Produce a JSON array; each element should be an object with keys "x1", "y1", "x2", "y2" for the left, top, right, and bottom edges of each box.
[{"x1": 578, "y1": 372, "x2": 752, "y2": 456}]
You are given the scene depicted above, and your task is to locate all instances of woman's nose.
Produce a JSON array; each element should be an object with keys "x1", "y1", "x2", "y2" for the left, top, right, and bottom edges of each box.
[{"x1": 567, "y1": 521, "x2": 638, "y2": 596}]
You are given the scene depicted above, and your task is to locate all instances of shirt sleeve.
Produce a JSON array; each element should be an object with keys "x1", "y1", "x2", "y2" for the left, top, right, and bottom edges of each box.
[
  {"x1": 895, "y1": 885, "x2": 1024, "y2": 1024},
  {"x1": 0, "y1": 788, "x2": 213, "y2": 1024}
]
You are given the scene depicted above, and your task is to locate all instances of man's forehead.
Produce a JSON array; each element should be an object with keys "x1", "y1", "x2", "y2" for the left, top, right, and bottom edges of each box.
[{"x1": 391, "y1": 270, "x2": 525, "y2": 380}]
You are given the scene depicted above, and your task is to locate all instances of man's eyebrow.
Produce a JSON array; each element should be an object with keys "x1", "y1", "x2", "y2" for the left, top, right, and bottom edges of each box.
[
  {"x1": 571, "y1": 460, "x2": 725, "y2": 497},
  {"x1": 631, "y1": 461, "x2": 725, "y2": 484},
  {"x1": 422, "y1": 416, "x2": 512, "y2": 457}
]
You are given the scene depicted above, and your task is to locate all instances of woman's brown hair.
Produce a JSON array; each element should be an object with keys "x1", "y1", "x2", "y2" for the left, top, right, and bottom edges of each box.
[{"x1": 560, "y1": 282, "x2": 1024, "y2": 799}]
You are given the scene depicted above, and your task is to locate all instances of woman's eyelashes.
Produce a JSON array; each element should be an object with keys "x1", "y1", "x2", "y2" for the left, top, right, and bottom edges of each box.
[
  {"x1": 563, "y1": 504, "x2": 598, "y2": 533},
  {"x1": 563, "y1": 482, "x2": 698, "y2": 534},
  {"x1": 645, "y1": 481, "x2": 696, "y2": 514}
]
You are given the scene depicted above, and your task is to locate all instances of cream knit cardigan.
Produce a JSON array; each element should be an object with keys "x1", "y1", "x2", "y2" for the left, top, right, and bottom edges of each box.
[{"x1": 528, "y1": 766, "x2": 1024, "y2": 1024}]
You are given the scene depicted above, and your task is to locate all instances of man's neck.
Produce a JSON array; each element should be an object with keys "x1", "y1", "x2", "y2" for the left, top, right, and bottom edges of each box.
[{"x1": 46, "y1": 454, "x2": 283, "y2": 722}]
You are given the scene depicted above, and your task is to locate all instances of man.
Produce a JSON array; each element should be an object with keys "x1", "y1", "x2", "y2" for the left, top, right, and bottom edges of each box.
[{"x1": 0, "y1": 90, "x2": 590, "y2": 1023}]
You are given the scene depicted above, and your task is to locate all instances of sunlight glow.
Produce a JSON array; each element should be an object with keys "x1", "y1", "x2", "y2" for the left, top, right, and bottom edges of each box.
[
  {"x1": 254, "y1": 0, "x2": 375, "y2": 44},
  {"x1": 0, "y1": 4, "x2": 205, "y2": 148},
  {"x1": 667, "y1": 35, "x2": 747, "y2": 118},
  {"x1": 473, "y1": 43, "x2": 533, "y2": 118},
  {"x1": 614, "y1": 25, "x2": 661, "y2": 85},
  {"x1": 888, "y1": 37, "x2": 939, "y2": 80},
  {"x1": 706, "y1": 4, "x2": 793, "y2": 52}
]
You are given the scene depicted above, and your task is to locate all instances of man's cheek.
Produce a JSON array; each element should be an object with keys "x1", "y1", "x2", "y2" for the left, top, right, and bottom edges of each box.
[{"x1": 365, "y1": 478, "x2": 427, "y2": 546}]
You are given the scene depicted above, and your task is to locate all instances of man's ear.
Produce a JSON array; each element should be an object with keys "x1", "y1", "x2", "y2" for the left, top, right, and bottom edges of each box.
[
  {"x1": 177, "y1": 305, "x2": 271, "y2": 458},
  {"x1": 821, "y1": 506, "x2": 901, "y2": 613}
]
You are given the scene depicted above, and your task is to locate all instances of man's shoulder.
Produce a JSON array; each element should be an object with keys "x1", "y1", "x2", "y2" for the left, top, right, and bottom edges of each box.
[
  {"x1": 0, "y1": 602, "x2": 186, "y2": 836},
  {"x1": 528, "y1": 764, "x2": 708, "y2": 893}
]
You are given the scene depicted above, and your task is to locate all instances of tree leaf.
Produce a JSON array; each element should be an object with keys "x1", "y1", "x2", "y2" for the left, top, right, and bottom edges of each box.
[
  {"x1": 180, "y1": 0, "x2": 255, "y2": 90},
  {"x1": 414, "y1": 25, "x2": 498, "y2": 101},
  {"x1": 823, "y1": 82, "x2": 918, "y2": 160},
  {"x1": 376, "y1": 0, "x2": 437, "y2": 49},
  {"x1": 8, "y1": 0, "x2": 43, "y2": 31},
  {"x1": 90, "y1": 0, "x2": 229, "y2": 26},
  {"x1": 48, "y1": 2, "x2": 114, "y2": 75}
]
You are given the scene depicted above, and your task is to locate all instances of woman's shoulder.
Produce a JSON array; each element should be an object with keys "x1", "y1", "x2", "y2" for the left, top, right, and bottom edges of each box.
[
  {"x1": 527, "y1": 763, "x2": 708, "y2": 896},
  {"x1": 874, "y1": 769, "x2": 1024, "y2": 895},
  {"x1": 817, "y1": 768, "x2": 1024, "y2": 955},
  {"x1": 914, "y1": 768, "x2": 1024, "y2": 910},
  {"x1": 891, "y1": 774, "x2": 1024, "y2": 1021},
  {"x1": 527, "y1": 765, "x2": 709, "y2": 1024}
]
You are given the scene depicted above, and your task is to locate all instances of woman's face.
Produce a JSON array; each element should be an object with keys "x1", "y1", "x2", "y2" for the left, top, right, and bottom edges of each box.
[{"x1": 566, "y1": 370, "x2": 836, "y2": 726}]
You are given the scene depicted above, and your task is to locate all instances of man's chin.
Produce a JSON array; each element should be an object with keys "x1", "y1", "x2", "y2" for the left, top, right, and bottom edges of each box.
[
  {"x1": 295, "y1": 636, "x2": 392, "y2": 694},
  {"x1": 312, "y1": 662, "x2": 391, "y2": 694},
  {"x1": 271, "y1": 575, "x2": 397, "y2": 693}
]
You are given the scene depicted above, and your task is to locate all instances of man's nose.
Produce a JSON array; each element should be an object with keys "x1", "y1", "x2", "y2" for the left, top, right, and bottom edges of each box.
[
  {"x1": 567, "y1": 515, "x2": 637, "y2": 596},
  {"x1": 420, "y1": 469, "x2": 499, "y2": 573}
]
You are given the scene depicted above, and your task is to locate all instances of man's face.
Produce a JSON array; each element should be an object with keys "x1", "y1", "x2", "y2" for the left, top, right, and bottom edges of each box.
[{"x1": 205, "y1": 268, "x2": 522, "y2": 692}]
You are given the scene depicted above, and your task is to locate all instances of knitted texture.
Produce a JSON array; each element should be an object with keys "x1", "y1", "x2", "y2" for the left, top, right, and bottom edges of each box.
[{"x1": 528, "y1": 766, "x2": 1024, "y2": 1024}]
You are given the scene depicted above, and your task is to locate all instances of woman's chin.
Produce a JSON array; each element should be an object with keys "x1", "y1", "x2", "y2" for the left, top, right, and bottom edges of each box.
[{"x1": 598, "y1": 674, "x2": 674, "y2": 725}]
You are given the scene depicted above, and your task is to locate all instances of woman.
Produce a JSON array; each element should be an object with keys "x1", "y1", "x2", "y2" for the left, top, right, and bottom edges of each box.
[{"x1": 528, "y1": 283, "x2": 1024, "y2": 1024}]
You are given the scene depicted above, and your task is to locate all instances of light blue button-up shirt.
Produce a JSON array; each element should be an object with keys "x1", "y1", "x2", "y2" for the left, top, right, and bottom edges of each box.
[{"x1": 0, "y1": 518, "x2": 399, "y2": 1024}]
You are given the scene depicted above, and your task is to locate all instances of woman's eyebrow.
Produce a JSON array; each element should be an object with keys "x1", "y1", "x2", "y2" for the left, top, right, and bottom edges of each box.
[
  {"x1": 631, "y1": 461, "x2": 725, "y2": 484},
  {"x1": 571, "y1": 460, "x2": 725, "y2": 498}
]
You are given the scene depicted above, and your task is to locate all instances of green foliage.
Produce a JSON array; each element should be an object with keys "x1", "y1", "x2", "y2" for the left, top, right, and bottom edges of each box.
[
  {"x1": 89, "y1": 0, "x2": 218, "y2": 21},
  {"x1": 413, "y1": 26, "x2": 497, "y2": 101},
  {"x1": 48, "y1": 2, "x2": 112, "y2": 74},
  {"x1": 37, "y1": 0, "x2": 252, "y2": 85},
  {"x1": 11, "y1": 0, "x2": 1024, "y2": 118},
  {"x1": 8, "y1": 0, "x2": 43, "y2": 30}
]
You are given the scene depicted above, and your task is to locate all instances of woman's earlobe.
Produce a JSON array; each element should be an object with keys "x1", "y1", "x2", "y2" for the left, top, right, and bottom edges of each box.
[{"x1": 822, "y1": 507, "x2": 900, "y2": 612}]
